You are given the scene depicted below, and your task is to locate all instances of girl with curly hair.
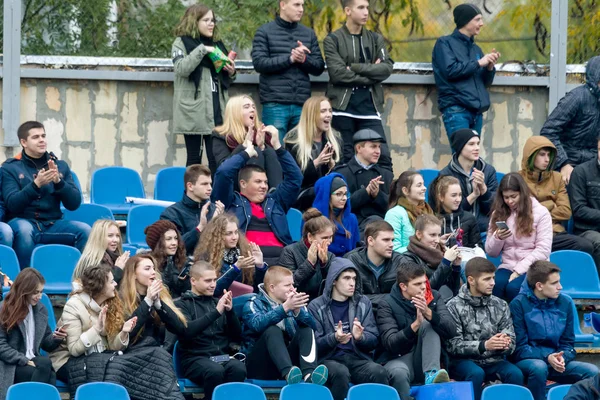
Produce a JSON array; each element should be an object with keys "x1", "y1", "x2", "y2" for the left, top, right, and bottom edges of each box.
[
  {"x1": 49, "y1": 265, "x2": 136, "y2": 383},
  {"x1": 194, "y1": 213, "x2": 267, "y2": 294},
  {"x1": 145, "y1": 220, "x2": 191, "y2": 298}
]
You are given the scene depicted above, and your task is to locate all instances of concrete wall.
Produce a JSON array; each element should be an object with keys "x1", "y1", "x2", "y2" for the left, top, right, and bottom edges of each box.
[{"x1": 0, "y1": 78, "x2": 549, "y2": 196}]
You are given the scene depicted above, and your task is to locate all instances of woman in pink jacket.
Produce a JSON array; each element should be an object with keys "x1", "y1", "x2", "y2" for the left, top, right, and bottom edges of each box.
[{"x1": 485, "y1": 172, "x2": 553, "y2": 302}]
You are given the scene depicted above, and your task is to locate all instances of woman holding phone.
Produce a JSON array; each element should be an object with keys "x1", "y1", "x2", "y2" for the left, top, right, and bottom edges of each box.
[
  {"x1": 486, "y1": 173, "x2": 553, "y2": 302},
  {"x1": 284, "y1": 96, "x2": 342, "y2": 210},
  {"x1": 172, "y1": 4, "x2": 236, "y2": 169},
  {"x1": 0, "y1": 269, "x2": 67, "y2": 398}
]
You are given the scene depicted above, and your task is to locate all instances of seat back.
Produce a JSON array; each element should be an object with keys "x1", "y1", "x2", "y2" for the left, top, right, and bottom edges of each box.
[
  {"x1": 487, "y1": 253, "x2": 502, "y2": 267},
  {"x1": 40, "y1": 293, "x2": 57, "y2": 331},
  {"x1": 0, "y1": 245, "x2": 20, "y2": 285},
  {"x1": 154, "y1": 167, "x2": 186, "y2": 202},
  {"x1": 482, "y1": 384, "x2": 533, "y2": 400},
  {"x1": 547, "y1": 385, "x2": 572, "y2": 400},
  {"x1": 550, "y1": 250, "x2": 600, "y2": 298},
  {"x1": 281, "y1": 383, "x2": 333, "y2": 400},
  {"x1": 213, "y1": 382, "x2": 266, "y2": 400},
  {"x1": 172, "y1": 341, "x2": 184, "y2": 377},
  {"x1": 496, "y1": 171, "x2": 505, "y2": 183},
  {"x1": 7, "y1": 382, "x2": 61, "y2": 400},
  {"x1": 31, "y1": 245, "x2": 81, "y2": 294},
  {"x1": 63, "y1": 203, "x2": 115, "y2": 227},
  {"x1": 126, "y1": 205, "x2": 166, "y2": 247},
  {"x1": 418, "y1": 169, "x2": 440, "y2": 190},
  {"x1": 74, "y1": 382, "x2": 130, "y2": 400},
  {"x1": 286, "y1": 208, "x2": 303, "y2": 242},
  {"x1": 91, "y1": 167, "x2": 145, "y2": 205},
  {"x1": 348, "y1": 383, "x2": 400, "y2": 400}
]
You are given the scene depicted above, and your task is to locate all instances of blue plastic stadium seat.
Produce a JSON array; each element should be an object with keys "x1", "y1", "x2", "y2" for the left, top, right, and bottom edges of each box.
[
  {"x1": 567, "y1": 217, "x2": 574, "y2": 235},
  {"x1": 348, "y1": 383, "x2": 400, "y2": 400},
  {"x1": 280, "y1": 383, "x2": 333, "y2": 400},
  {"x1": 74, "y1": 382, "x2": 129, "y2": 400},
  {"x1": 90, "y1": 167, "x2": 145, "y2": 216},
  {"x1": 496, "y1": 171, "x2": 505, "y2": 183},
  {"x1": 548, "y1": 385, "x2": 572, "y2": 400},
  {"x1": 482, "y1": 384, "x2": 532, "y2": 400},
  {"x1": 287, "y1": 208, "x2": 303, "y2": 242},
  {"x1": 125, "y1": 205, "x2": 166, "y2": 248},
  {"x1": 31, "y1": 245, "x2": 81, "y2": 294},
  {"x1": 409, "y1": 382, "x2": 474, "y2": 400},
  {"x1": 173, "y1": 341, "x2": 203, "y2": 393},
  {"x1": 154, "y1": 167, "x2": 186, "y2": 202},
  {"x1": 63, "y1": 203, "x2": 115, "y2": 227},
  {"x1": 39, "y1": 293, "x2": 56, "y2": 331},
  {"x1": 0, "y1": 245, "x2": 21, "y2": 286},
  {"x1": 214, "y1": 382, "x2": 266, "y2": 400},
  {"x1": 418, "y1": 169, "x2": 440, "y2": 191},
  {"x1": 7, "y1": 382, "x2": 61, "y2": 400},
  {"x1": 550, "y1": 250, "x2": 600, "y2": 299},
  {"x1": 487, "y1": 253, "x2": 502, "y2": 267}
]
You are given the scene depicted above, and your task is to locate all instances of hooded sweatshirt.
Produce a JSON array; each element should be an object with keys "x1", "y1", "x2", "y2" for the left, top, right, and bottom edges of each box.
[
  {"x1": 312, "y1": 173, "x2": 360, "y2": 256},
  {"x1": 308, "y1": 258, "x2": 379, "y2": 362},
  {"x1": 518, "y1": 136, "x2": 571, "y2": 234}
]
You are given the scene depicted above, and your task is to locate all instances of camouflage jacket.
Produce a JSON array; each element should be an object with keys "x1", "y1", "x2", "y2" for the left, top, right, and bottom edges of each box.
[{"x1": 445, "y1": 284, "x2": 516, "y2": 366}]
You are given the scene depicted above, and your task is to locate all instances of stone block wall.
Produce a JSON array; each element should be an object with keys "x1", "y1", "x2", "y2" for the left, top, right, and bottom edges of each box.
[{"x1": 0, "y1": 78, "x2": 549, "y2": 197}]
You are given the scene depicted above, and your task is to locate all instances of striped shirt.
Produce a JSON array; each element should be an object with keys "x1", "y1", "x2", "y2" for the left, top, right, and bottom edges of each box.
[{"x1": 245, "y1": 202, "x2": 284, "y2": 266}]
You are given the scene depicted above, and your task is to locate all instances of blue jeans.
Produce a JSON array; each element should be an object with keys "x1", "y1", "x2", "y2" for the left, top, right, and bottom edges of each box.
[
  {"x1": 451, "y1": 359, "x2": 524, "y2": 400},
  {"x1": 0, "y1": 222, "x2": 14, "y2": 247},
  {"x1": 9, "y1": 218, "x2": 91, "y2": 268},
  {"x1": 442, "y1": 105, "x2": 483, "y2": 141},
  {"x1": 261, "y1": 103, "x2": 303, "y2": 141},
  {"x1": 492, "y1": 268, "x2": 525, "y2": 303},
  {"x1": 516, "y1": 359, "x2": 598, "y2": 400}
]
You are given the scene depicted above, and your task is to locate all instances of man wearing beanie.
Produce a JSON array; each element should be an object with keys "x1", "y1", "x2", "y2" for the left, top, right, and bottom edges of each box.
[
  {"x1": 432, "y1": 3, "x2": 500, "y2": 139},
  {"x1": 436, "y1": 128, "x2": 498, "y2": 232}
]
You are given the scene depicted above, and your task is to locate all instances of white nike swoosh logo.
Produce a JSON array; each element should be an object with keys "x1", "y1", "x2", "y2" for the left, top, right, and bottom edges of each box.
[{"x1": 301, "y1": 331, "x2": 317, "y2": 364}]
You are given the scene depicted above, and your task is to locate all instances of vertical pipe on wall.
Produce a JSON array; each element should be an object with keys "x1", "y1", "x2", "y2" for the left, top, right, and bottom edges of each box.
[
  {"x1": 2, "y1": 0, "x2": 21, "y2": 146},
  {"x1": 548, "y1": 0, "x2": 568, "y2": 114}
]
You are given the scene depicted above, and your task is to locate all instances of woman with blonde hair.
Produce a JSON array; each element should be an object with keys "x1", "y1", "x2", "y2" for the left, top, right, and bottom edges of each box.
[
  {"x1": 208, "y1": 95, "x2": 282, "y2": 187},
  {"x1": 284, "y1": 96, "x2": 342, "y2": 210},
  {"x1": 194, "y1": 214, "x2": 266, "y2": 293},
  {"x1": 173, "y1": 4, "x2": 236, "y2": 168},
  {"x1": 120, "y1": 254, "x2": 187, "y2": 348},
  {"x1": 72, "y1": 219, "x2": 129, "y2": 286}
]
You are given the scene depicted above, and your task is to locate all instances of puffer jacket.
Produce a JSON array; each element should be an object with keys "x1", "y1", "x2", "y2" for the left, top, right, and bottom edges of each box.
[
  {"x1": 376, "y1": 283, "x2": 456, "y2": 363},
  {"x1": 344, "y1": 247, "x2": 405, "y2": 311},
  {"x1": 432, "y1": 29, "x2": 495, "y2": 113},
  {"x1": 518, "y1": 136, "x2": 571, "y2": 234},
  {"x1": 540, "y1": 56, "x2": 600, "y2": 169},
  {"x1": 509, "y1": 283, "x2": 576, "y2": 365},
  {"x1": 160, "y1": 195, "x2": 215, "y2": 255},
  {"x1": 485, "y1": 197, "x2": 553, "y2": 275},
  {"x1": 400, "y1": 250, "x2": 460, "y2": 297},
  {"x1": 570, "y1": 158, "x2": 600, "y2": 234},
  {"x1": 241, "y1": 283, "x2": 316, "y2": 355},
  {"x1": 308, "y1": 258, "x2": 379, "y2": 362},
  {"x1": 438, "y1": 155, "x2": 498, "y2": 232},
  {"x1": 445, "y1": 284, "x2": 515, "y2": 366},
  {"x1": 278, "y1": 240, "x2": 334, "y2": 300},
  {"x1": 251, "y1": 16, "x2": 325, "y2": 105},
  {"x1": 385, "y1": 205, "x2": 414, "y2": 253},
  {"x1": 437, "y1": 208, "x2": 482, "y2": 248},
  {"x1": 171, "y1": 37, "x2": 232, "y2": 136},
  {"x1": 312, "y1": 173, "x2": 359, "y2": 256},
  {"x1": 323, "y1": 25, "x2": 393, "y2": 112}
]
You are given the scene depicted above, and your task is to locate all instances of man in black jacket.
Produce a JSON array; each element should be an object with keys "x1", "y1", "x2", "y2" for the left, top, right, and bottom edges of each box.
[
  {"x1": 377, "y1": 263, "x2": 456, "y2": 400},
  {"x1": 334, "y1": 129, "x2": 393, "y2": 230},
  {"x1": 569, "y1": 138, "x2": 600, "y2": 272},
  {"x1": 344, "y1": 220, "x2": 405, "y2": 311},
  {"x1": 251, "y1": 0, "x2": 325, "y2": 139},
  {"x1": 160, "y1": 165, "x2": 223, "y2": 254},
  {"x1": 432, "y1": 3, "x2": 499, "y2": 138},
  {"x1": 175, "y1": 261, "x2": 246, "y2": 400},
  {"x1": 541, "y1": 56, "x2": 600, "y2": 185}
]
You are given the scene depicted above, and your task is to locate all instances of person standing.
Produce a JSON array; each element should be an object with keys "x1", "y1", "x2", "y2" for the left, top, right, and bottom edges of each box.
[
  {"x1": 251, "y1": 0, "x2": 325, "y2": 140},
  {"x1": 432, "y1": 3, "x2": 499, "y2": 138}
]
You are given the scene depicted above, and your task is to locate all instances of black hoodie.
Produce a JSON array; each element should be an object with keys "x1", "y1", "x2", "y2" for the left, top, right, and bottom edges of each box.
[{"x1": 175, "y1": 291, "x2": 242, "y2": 360}]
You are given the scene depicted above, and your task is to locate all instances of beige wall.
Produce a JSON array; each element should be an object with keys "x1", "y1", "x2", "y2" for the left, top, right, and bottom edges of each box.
[{"x1": 0, "y1": 78, "x2": 549, "y2": 196}]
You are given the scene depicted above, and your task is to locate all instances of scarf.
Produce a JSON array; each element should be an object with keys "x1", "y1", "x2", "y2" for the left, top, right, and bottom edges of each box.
[
  {"x1": 396, "y1": 197, "x2": 434, "y2": 226},
  {"x1": 407, "y1": 235, "x2": 445, "y2": 268},
  {"x1": 102, "y1": 250, "x2": 119, "y2": 267},
  {"x1": 180, "y1": 35, "x2": 231, "y2": 99},
  {"x1": 223, "y1": 247, "x2": 241, "y2": 265}
]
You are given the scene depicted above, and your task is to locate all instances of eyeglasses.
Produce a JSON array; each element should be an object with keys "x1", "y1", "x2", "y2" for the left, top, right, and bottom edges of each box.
[{"x1": 332, "y1": 192, "x2": 349, "y2": 199}]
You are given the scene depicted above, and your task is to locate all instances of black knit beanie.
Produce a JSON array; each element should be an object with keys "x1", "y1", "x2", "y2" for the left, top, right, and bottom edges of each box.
[
  {"x1": 454, "y1": 3, "x2": 482, "y2": 29},
  {"x1": 450, "y1": 128, "x2": 480, "y2": 154},
  {"x1": 330, "y1": 177, "x2": 347, "y2": 194}
]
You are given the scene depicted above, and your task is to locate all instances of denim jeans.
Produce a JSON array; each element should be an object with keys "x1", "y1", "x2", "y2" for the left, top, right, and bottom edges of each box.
[
  {"x1": 516, "y1": 359, "x2": 598, "y2": 400},
  {"x1": 451, "y1": 359, "x2": 524, "y2": 400},
  {"x1": 442, "y1": 105, "x2": 483, "y2": 141},
  {"x1": 9, "y1": 218, "x2": 91, "y2": 268},
  {"x1": 261, "y1": 102, "x2": 303, "y2": 141},
  {"x1": 492, "y1": 268, "x2": 526, "y2": 303},
  {"x1": 0, "y1": 222, "x2": 14, "y2": 247}
]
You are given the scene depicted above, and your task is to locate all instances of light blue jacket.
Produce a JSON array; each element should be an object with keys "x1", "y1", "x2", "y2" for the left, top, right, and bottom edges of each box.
[{"x1": 384, "y1": 205, "x2": 414, "y2": 253}]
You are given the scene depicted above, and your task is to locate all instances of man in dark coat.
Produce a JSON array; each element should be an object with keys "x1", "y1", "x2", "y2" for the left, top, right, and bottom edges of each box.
[{"x1": 541, "y1": 56, "x2": 600, "y2": 185}]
